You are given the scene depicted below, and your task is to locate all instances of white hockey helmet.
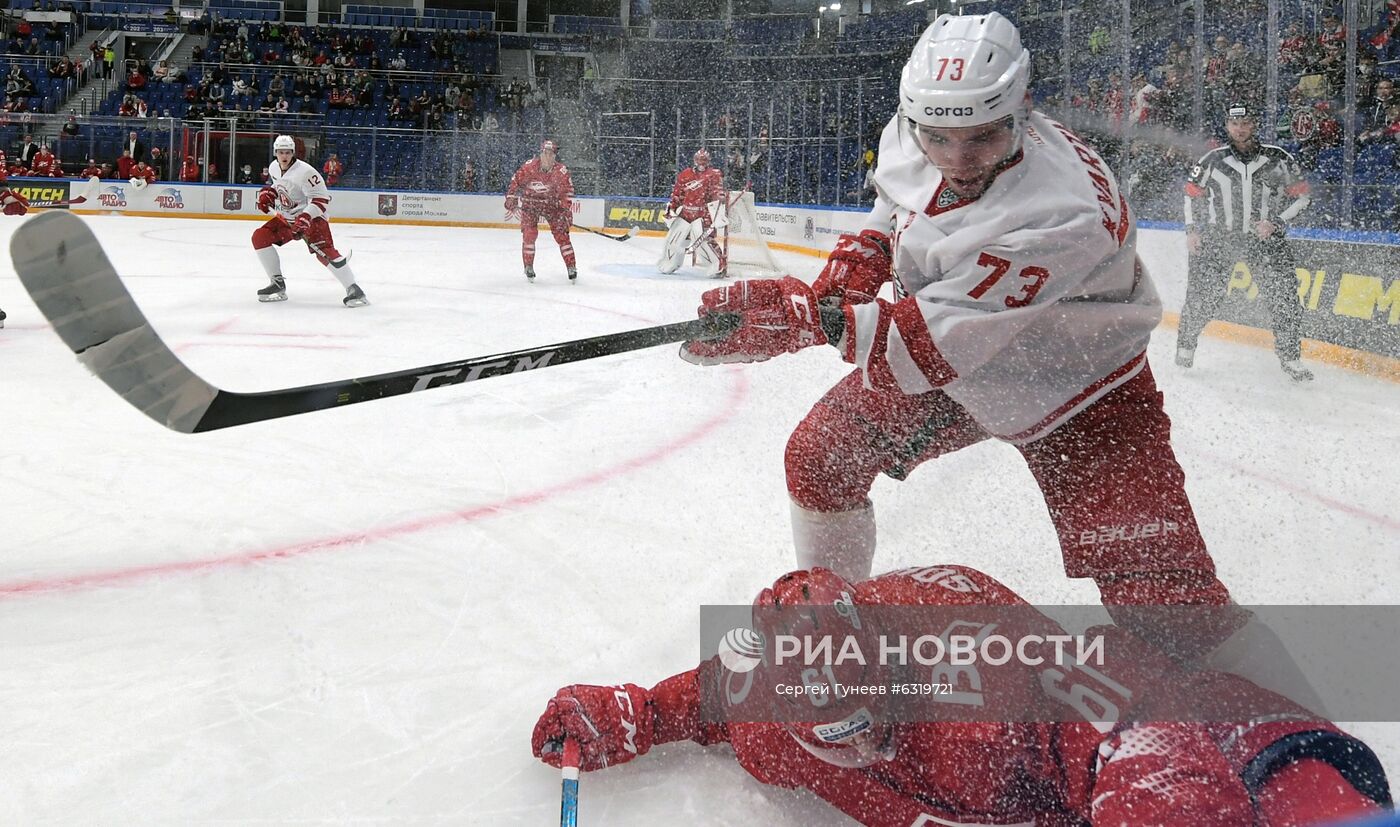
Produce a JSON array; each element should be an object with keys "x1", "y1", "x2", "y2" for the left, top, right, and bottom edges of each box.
[
  {"x1": 273, "y1": 134, "x2": 296, "y2": 153},
  {"x1": 900, "y1": 13, "x2": 1031, "y2": 135}
]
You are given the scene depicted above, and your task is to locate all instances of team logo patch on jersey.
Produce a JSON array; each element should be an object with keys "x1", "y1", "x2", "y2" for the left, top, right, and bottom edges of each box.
[
  {"x1": 223, "y1": 189, "x2": 243, "y2": 211},
  {"x1": 925, "y1": 182, "x2": 972, "y2": 217},
  {"x1": 378, "y1": 194, "x2": 398, "y2": 216}
]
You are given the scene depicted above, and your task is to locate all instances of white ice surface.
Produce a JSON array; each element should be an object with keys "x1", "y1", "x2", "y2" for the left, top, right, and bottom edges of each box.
[{"x1": 0, "y1": 216, "x2": 1396, "y2": 824}]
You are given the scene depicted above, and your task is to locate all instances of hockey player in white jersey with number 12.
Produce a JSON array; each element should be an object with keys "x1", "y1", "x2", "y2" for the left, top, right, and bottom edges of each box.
[{"x1": 252, "y1": 135, "x2": 368, "y2": 307}]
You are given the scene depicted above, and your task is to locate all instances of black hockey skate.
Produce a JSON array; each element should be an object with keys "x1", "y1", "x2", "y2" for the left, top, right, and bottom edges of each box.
[
  {"x1": 257, "y1": 275, "x2": 287, "y2": 303},
  {"x1": 567, "y1": 266, "x2": 578, "y2": 284},
  {"x1": 1174, "y1": 346, "x2": 1194, "y2": 368},
  {"x1": 0, "y1": 307, "x2": 6, "y2": 328},
  {"x1": 1280, "y1": 359, "x2": 1314, "y2": 382},
  {"x1": 525, "y1": 265, "x2": 536, "y2": 283},
  {"x1": 343, "y1": 283, "x2": 369, "y2": 308}
]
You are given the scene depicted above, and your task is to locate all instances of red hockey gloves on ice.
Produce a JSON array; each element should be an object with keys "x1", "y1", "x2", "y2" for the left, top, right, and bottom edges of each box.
[
  {"x1": 256, "y1": 186, "x2": 277, "y2": 214},
  {"x1": 812, "y1": 230, "x2": 892, "y2": 305},
  {"x1": 680, "y1": 277, "x2": 829, "y2": 366},
  {"x1": 1, "y1": 188, "x2": 29, "y2": 216},
  {"x1": 504, "y1": 194, "x2": 519, "y2": 213},
  {"x1": 532, "y1": 683, "x2": 657, "y2": 772}
]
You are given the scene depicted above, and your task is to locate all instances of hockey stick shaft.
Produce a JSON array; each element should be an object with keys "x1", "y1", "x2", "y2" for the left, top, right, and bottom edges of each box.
[
  {"x1": 11, "y1": 211, "x2": 739, "y2": 434},
  {"x1": 571, "y1": 223, "x2": 636, "y2": 242},
  {"x1": 559, "y1": 739, "x2": 580, "y2": 827}
]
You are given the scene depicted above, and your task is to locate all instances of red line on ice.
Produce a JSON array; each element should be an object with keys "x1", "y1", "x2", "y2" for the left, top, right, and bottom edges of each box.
[
  {"x1": 1193, "y1": 450, "x2": 1400, "y2": 532},
  {"x1": 0, "y1": 369, "x2": 750, "y2": 597}
]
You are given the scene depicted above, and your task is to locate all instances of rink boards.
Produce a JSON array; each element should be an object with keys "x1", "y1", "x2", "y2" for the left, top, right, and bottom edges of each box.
[{"x1": 8, "y1": 175, "x2": 1397, "y2": 373}]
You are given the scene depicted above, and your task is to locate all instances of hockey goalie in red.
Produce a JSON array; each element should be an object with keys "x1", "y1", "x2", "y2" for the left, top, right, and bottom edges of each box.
[
  {"x1": 0, "y1": 150, "x2": 29, "y2": 216},
  {"x1": 533, "y1": 565, "x2": 1391, "y2": 826},
  {"x1": 505, "y1": 139, "x2": 577, "y2": 284},
  {"x1": 658, "y1": 148, "x2": 727, "y2": 277},
  {"x1": 252, "y1": 134, "x2": 368, "y2": 307},
  {"x1": 677, "y1": 13, "x2": 1245, "y2": 664}
]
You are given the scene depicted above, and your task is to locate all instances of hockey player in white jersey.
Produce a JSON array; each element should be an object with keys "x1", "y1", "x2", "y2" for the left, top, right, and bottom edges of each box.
[
  {"x1": 252, "y1": 135, "x2": 368, "y2": 307},
  {"x1": 680, "y1": 13, "x2": 1237, "y2": 653}
]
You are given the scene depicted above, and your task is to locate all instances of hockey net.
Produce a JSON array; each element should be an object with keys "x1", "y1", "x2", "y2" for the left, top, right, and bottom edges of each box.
[{"x1": 720, "y1": 190, "x2": 782, "y2": 276}]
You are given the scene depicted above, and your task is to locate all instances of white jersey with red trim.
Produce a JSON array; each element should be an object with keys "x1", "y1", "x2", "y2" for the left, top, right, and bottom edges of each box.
[
  {"x1": 857, "y1": 110, "x2": 1160, "y2": 442},
  {"x1": 267, "y1": 157, "x2": 331, "y2": 223}
]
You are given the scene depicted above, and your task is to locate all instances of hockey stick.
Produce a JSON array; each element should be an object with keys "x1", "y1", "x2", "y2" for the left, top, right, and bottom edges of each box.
[
  {"x1": 34, "y1": 175, "x2": 101, "y2": 207},
  {"x1": 559, "y1": 738, "x2": 580, "y2": 827},
  {"x1": 11, "y1": 211, "x2": 741, "y2": 433},
  {"x1": 572, "y1": 223, "x2": 638, "y2": 242}
]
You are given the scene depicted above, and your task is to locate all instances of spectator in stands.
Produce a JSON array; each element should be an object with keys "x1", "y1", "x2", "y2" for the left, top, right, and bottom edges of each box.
[
  {"x1": 235, "y1": 163, "x2": 257, "y2": 184},
  {"x1": 126, "y1": 66, "x2": 148, "y2": 93},
  {"x1": 482, "y1": 111, "x2": 499, "y2": 132},
  {"x1": 463, "y1": 159, "x2": 476, "y2": 191},
  {"x1": 298, "y1": 94, "x2": 317, "y2": 113},
  {"x1": 1367, "y1": 78, "x2": 1397, "y2": 130},
  {"x1": 322, "y1": 153, "x2": 342, "y2": 187},
  {"x1": 274, "y1": 96, "x2": 289, "y2": 114},
  {"x1": 1279, "y1": 21, "x2": 1314, "y2": 71},
  {"x1": 49, "y1": 57, "x2": 71, "y2": 79},
  {"x1": 1318, "y1": 11, "x2": 1346, "y2": 48},
  {"x1": 390, "y1": 26, "x2": 410, "y2": 48},
  {"x1": 355, "y1": 82, "x2": 373, "y2": 109},
  {"x1": 258, "y1": 93, "x2": 276, "y2": 113},
  {"x1": 268, "y1": 73, "x2": 287, "y2": 99},
  {"x1": 232, "y1": 75, "x2": 254, "y2": 99},
  {"x1": 387, "y1": 97, "x2": 406, "y2": 121},
  {"x1": 312, "y1": 48, "x2": 329, "y2": 67},
  {"x1": 24, "y1": 36, "x2": 40, "y2": 56},
  {"x1": 61, "y1": 115, "x2": 80, "y2": 139},
  {"x1": 1358, "y1": 102, "x2": 1400, "y2": 146},
  {"x1": 118, "y1": 95, "x2": 138, "y2": 117}
]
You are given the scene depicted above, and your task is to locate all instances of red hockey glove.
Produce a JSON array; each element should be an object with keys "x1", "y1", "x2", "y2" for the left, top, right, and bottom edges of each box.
[
  {"x1": 504, "y1": 194, "x2": 519, "y2": 212},
  {"x1": 292, "y1": 212, "x2": 313, "y2": 238},
  {"x1": 1, "y1": 189, "x2": 29, "y2": 216},
  {"x1": 680, "y1": 276, "x2": 828, "y2": 366},
  {"x1": 532, "y1": 684, "x2": 656, "y2": 772},
  {"x1": 256, "y1": 185, "x2": 277, "y2": 214},
  {"x1": 812, "y1": 230, "x2": 892, "y2": 305}
]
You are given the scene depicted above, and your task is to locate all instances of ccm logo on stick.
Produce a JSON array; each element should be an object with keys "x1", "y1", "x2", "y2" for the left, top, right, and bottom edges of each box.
[{"x1": 925, "y1": 106, "x2": 975, "y2": 117}]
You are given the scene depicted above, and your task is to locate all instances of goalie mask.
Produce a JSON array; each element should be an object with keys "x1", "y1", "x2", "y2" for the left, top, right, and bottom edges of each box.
[
  {"x1": 693, "y1": 148, "x2": 711, "y2": 170},
  {"x1": 899, "y1": 13, "x2": 1031, "y2": 197},
  {"x1": 753, "y1": 569, "x2": 896, "y2": 769}
]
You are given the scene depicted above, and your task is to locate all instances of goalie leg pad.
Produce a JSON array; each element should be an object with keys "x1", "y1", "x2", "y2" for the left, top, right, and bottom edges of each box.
[{"x1": 658, "y1": 218, "x2": 692, "y2": 274}]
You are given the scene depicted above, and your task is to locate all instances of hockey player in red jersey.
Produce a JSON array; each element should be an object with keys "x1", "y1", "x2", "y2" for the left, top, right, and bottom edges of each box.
[
  {"x1": 28, "y1": 145, "x2": 57, "y2": 177},
  {"x1": 658, "y1": 148, "x2": 728, "y2": 277},
  {"x1": 505, "y1": 140, "x2": 577, "y2": 284},
  {"x1": 533, "y1": 565, "x2": 1390, "y2": 826},
  {"x1": 252, "y1": 135, "x2": 368, "y2": 307},
  {"x1": 676, "y1": 13, "x2": 1248, "y2": 664},
  {"x1": 0, "y1": 151, "x2": 29, "y2": 217}
]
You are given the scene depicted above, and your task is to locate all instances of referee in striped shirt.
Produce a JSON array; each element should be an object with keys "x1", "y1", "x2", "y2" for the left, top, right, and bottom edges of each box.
[{"x1": 1180, "y1": 103, "x2": 1314, "y2": 381}]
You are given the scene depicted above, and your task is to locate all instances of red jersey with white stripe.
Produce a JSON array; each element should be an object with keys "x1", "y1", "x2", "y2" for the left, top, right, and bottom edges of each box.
[
  {"x1": 507, "y1": 158, "x2": 574, "y2": 214},
  {"x1": 667, "y1": 166, "x2": 724, "y2": 221},
  {"x1": 856, "y1": 110, "x2": 1157, "y2": 442},
  {"x1": 267, "y1": 157, "x2": 332, "y2": 222}
]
